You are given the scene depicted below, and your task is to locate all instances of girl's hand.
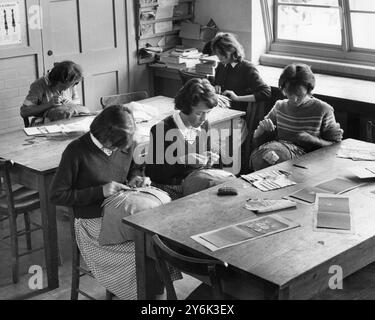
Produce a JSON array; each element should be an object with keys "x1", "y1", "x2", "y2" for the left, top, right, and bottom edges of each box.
[
  {"x1": 259, "y1": 119, "x2": 276, "y2": 133},
  {"x1": 179, "y1": 153, "x2": 209, "y2": 167},
  {"x1": 128, "y1": 176, "x2": 152, "y2": 188},
  {"x1": 203, "y1": 151, "x2": 220, "y2": 167},
  {"x1": 223, "y1": 90, "x2": 239, "y2": 101},
  {"x1": 103, "y1": 181, "x2": 130, "y2": 198},
  {"x1": 217, "y1": 95, "x2": 231, "y2": 108}
]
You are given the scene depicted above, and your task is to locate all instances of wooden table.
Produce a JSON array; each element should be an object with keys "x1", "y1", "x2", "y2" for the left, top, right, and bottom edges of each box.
[
  {"x1": 123, "y1": 139, "x2": 375, "y2": 300},
  {"x1": 0, "y1": 96, "x2": 244, "y2": 289}
]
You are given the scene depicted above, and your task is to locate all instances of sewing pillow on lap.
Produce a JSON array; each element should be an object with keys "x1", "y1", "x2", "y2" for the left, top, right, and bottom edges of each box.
[
  {"x1": 250, "y1": 141, "x2": 305, "y2": 171},
  {"x1": 182, "y1": 169, "x2": 235, "y2": 197},
  {"x1": 46, "y1": 105, "x2": 91, "y2": 121},
  {"x1": 98, "y1": 187, "x2": 171, "y2": 246}
]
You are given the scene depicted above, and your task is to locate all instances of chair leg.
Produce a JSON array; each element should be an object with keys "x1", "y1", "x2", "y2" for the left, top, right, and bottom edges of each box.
[
  {"x1": 9, "y1": 213, "x2": 19, "y2": 284},
  {"x1": 105, "y1": 290, "x2": 114, "y2": 300},
  {"x1": 71, "y1": 244, "x2": 80, "y2": 300},
  {"x1": 23, "y1": 212, "x2": 32, "y2": 251}
]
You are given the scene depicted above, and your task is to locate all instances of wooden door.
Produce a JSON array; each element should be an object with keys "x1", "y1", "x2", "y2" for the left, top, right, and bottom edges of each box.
[{"x1": 40, "y1": 0, "x2": 129, "y2": 111}]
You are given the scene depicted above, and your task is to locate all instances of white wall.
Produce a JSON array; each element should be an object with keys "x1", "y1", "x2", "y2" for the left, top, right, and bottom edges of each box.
[{"x1": 194, "y1": 0, "x2": 253, "y2": 60}]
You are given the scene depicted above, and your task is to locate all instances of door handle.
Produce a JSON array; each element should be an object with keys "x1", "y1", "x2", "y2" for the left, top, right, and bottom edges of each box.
[{"x1": 47, "y1": 50, "x2": 53, "y2": 56}]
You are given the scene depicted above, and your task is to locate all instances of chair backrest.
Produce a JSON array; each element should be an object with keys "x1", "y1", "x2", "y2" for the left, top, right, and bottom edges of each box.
[
  {"x1": 178, "y1": 70, "x2": 209, "y2": 86},
  {"x1": 152, "y1": 234, "x2": 227, "y2": 300},
  {"x1": 0, "y1": 159, "x2": 16, "y2": 215},
  {"x1": 367, "y1": 121, "x2": 375, "y2": 143},
  {"x1": 100, "y1": 91, "x2": 149, "y2": 109}
]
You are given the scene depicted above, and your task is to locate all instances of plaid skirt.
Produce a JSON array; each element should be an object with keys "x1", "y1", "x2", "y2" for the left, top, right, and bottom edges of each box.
[{"x1": 75, "y1": 217, "x2": 182, "y2": 300}]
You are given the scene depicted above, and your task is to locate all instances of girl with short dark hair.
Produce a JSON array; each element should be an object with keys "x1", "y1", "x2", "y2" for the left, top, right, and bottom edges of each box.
[{"x1": 251, "y1": 64, "x2": 344, "y2": 171}]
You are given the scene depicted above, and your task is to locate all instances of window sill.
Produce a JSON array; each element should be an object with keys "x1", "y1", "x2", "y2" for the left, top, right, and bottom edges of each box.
[
  {"x1": 260, "y1": 53, "x2": 375, "y2": 81},
  {"x1": 257, "y1": 61, "x2": 375, "y2": 105}
]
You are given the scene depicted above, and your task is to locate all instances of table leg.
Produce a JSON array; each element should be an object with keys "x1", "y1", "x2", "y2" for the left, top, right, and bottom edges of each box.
[{"x1": 38, "y1": 173, "x2": 59, "y2": 289}]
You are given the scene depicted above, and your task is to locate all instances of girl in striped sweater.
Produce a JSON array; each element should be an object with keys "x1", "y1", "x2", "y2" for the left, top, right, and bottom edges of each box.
[{"x1": 250, "y1": 64, "x2": 343, "y2": 171}]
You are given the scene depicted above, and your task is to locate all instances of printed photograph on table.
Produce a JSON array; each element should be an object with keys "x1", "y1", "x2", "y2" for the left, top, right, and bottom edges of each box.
[
  {"x1": 313, "y1": 194, "x2": 354, "y2": 234},
  {"x1": 192, "y1": 214, "x2": 300, "y2": 252}
]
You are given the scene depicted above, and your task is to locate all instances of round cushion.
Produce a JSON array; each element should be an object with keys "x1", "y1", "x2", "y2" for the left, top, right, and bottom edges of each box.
[
  {"x1": 98, "y1": 187, "x2": 171, "y2": 246},
  {"x1": 182, "y1": 169, "x2": 235, "y2": 197},
  {"x1": 250, "y1": 141, "x2": 305, "y2": 171}
]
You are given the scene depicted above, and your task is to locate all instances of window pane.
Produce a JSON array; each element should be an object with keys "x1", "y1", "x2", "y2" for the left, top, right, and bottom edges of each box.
[
  {"x1": 277, "y1": 5, "x2": 341, "y2": 45},
  {"x1": 349, "y1": 0, "x2": 375, "y2": 12},
  {"x1": 278, "y1": 0, "x2": 338, "y2": 6},
  {"x1": 351, "y1": 13, "x2": 375, "y2": 49}
]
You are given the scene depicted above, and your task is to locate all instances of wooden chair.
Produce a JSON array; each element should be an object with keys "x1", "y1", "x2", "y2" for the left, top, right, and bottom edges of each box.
[
  {"x1": 100, "y1": 91, "x2": 149, "y2": 109},
  {"x1": 68, "y1": 208, "x2": 113, "y2": 300},
  {"x1": 152, "y1": 234, "x2": 229, "y2": 300},
  {"x1": 0, "y1": 159, "x2": 44, "y2": 284},
  {"x1": 367, "y1": 121, "x2": 375, "y2": 143}
]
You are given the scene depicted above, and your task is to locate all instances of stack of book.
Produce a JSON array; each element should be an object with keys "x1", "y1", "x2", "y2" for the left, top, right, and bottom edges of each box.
[
  {"x1": 195, "y1": 55, "x2": 219, "y2": 75},
  {"x1": 159, "y1": 48, "x2": 202, "y2": 70}
]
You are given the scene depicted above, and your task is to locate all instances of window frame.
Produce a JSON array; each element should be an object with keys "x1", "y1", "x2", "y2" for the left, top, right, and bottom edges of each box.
[{"x1": 263, "y1": 0, "x2": 375, "y2": 66}]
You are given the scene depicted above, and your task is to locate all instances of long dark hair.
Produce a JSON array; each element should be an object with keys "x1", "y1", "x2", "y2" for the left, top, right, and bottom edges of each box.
[{"x1": 48, "y1": 60, "x2": 82, "y2": 87}]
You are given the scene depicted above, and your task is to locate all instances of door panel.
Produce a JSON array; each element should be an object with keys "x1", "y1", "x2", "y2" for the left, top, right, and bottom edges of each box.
[{"x1": 41, "y1": 0, "x2": 128, "y2": 111}]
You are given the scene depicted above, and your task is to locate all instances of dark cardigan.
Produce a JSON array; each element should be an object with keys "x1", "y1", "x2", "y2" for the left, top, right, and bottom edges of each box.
[
  {"x1": 50, "y1": 133, "x2": 142, "y2": 219},
  {"x1": 214, "y1": 60, "x2": 271, "y2": 111},
  {"x1": 145, "y1": 115, "x2": 211, "y2": 185}
]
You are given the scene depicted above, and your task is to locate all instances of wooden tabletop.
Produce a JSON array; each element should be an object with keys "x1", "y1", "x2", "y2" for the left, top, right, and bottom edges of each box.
[
  {"x1": 123, "y1": 139, "x2": 375, "y2": 298},
  {"x1": 0, "y1": 96, "x2": 244, "y2": 173}
]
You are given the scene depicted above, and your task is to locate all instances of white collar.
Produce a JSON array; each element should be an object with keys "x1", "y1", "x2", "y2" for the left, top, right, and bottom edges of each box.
[
  {"x1": 173, "y1": 112, "x2": 201, "y2": 144},
  {"x1": 230, "y1": 62, "x2": 238, "y2": 68},
  {"x1": 90, "y1": 132, "x2": 113, "y2": 156}
]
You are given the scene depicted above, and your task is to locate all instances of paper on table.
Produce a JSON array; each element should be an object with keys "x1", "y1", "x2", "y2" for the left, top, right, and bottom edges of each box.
[
  {"x1": 244, "y1": 199, "x2": 297, "y2": 213},
  {"x1": 191, "y1": 214, "x2": 300, "y2": 252},
  {"x1": 337, "y1": 146, "x2": 375, "y2": 161},
  {"x1": 289, "y1": 178, "x2": 363, "y2": 204},
  {"x1": 348, "y1": 167, "x2": 375, "y2": 179},
  {"x1": 24, "y1": 124, "x2": 65, "y2": 136},
  {"x1": 314, "y1": 194, "x2": 352, "y2": 233}
]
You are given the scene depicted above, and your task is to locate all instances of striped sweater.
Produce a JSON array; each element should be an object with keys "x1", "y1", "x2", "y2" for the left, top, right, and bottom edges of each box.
[{"x1": 266, "y1": 97, "x2": 339, "y2": 150}]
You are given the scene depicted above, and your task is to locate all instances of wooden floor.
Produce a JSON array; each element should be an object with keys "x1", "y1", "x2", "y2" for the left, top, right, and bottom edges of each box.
[{"x1": 1, "y1": 207, "x2": 375, "y2": 300}]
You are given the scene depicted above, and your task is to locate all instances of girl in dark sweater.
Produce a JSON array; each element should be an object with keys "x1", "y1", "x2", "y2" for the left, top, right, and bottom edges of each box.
[
  {"x1": 212, "y1": 32, "x2": 271, "y2": 112},
  {"x1": 50, "y1": 105, "x2": 154, "y2": 299},
  {"x1": 146, "y1": 78, "x2": 234, "y2": 199}
]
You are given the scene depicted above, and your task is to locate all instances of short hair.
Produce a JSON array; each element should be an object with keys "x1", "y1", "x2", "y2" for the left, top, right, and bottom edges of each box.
[
  {"x1": 278, "y1": 64, "x2": 316, "y2": 94},
  {"x1": 48, "y1": 60, "x2": 83, "y2": 87},
  {"x1": 211, "y1": 32, "x2": 245, "y2": 63},
  {"x1": 90, "y1": 105, "x2": 135, "y2": 150},
  {"x1": 174, "y1": 78, "x2": 218, "y2": 114}
]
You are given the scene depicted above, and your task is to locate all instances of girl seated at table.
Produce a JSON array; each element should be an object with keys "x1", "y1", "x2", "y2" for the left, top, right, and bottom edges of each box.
[
  {"x1": 211, "y1": 32, "x2": 271, "y2": 111},
  {"x1": 250, "y1": 63, "x2": 343, "y2": 171},
  {"x1": 20, "y1": 60, "x2": 89, "y2": 125},
  {"x1": 50, "y1": 105, "x2": 172, "y2": 299},
  {"x1": 146, "y1": 78, "x2": 234, "y2": 200}
]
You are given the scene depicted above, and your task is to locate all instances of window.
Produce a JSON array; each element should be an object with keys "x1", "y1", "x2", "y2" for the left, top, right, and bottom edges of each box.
[{"x1": 262, "y1": 0, "x2": 375, "y2": 66}]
